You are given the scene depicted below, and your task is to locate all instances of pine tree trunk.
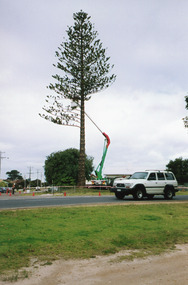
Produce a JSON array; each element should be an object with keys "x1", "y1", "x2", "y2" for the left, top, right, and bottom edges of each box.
[
  {"x1": 77, "y1": 25, "x2": 86, "y2": 187},
  {"x1": 77, "y1": 96, "x2": 85, "y2": 186}
]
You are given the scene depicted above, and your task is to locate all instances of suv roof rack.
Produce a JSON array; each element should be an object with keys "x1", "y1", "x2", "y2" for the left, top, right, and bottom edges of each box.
[
  {"x1": 145, "y1": 170, "x2": 162, "y2": 172},
  {"x1": 145, "y1": 170, "x2": 171, "y2": 173}
]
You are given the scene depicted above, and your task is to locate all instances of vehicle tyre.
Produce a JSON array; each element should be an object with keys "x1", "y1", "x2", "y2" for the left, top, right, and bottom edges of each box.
[
  {"x1": 115, "y1": 192, "x2": 125, "y2": 200},
  {"x1": 147, "y1": 194, "x2": 154, "y2": 200},
  {"x1": 133, "y1": 188, "x2": 144, "y2": 200},
  {"x1": 164, "y1": 188, "x2": 174, "y2": 200}
]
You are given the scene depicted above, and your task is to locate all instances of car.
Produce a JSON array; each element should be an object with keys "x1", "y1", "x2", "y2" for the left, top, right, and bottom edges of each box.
[
  {"x1": 110, "y1": 170, "x2": 178, "y2": 200},
  {"x1": 0, "y1": 187, "x2": 6, "y2": 193}
]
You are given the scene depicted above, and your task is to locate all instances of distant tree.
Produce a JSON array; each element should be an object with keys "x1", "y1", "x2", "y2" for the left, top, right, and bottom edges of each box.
[
  {"x1": 30, "y1": 179, "x2": 41, "y2": 188},
  {"x1": 44, "y1": 148, "x2": 94, "y2": 185},
  {"x1": 185, "y1": 96, "x2": 188, "y2": 109},
  {"x1": 40, "y1": 10, "x2": 116, "y2": 186},
  {"x1": 6, "y1": 170, "x2": 23, "y2": 181},
  {"x1": 0, "y1": 181, "x2": 7, "y2": 187},
  {"x1": 13, "y1": 179, "x2": 25, "y2": 190},
  {"x1": 183, "y1": 96, "x2": 188, "y2": 128},
  {"x1": 166, "y1": 157, "x2": 188, "y2": 184}
]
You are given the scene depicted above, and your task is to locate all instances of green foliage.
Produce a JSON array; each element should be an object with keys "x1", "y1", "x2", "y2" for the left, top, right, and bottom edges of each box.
[
  {"x1": 166, "y1": 157, "x2": 188, "y2": 184},
  {"x1": 30, "y1": 179, "x2": 41, "y2": 187},
  {"x1": 6, "y1": 170, "x2": 23, "y2": 181},
  {"x1": 0, "y1": 181, "x2": 7, "y2": 187},
  {"x1": 44, "y1": 148, "x2": 94, "y2": 185},
  {"x1": 0, "y1": 204, "x2": 187, "y2": 275},
  {"x1": 40, "y1": 10, "x2": 116, "y2": 186},
  {"x1": 185, "y1": 95, "x2": 188, "y2": 109},
  {"x1": 40, "y1": 10, "x2": 116, "y2": 126}
]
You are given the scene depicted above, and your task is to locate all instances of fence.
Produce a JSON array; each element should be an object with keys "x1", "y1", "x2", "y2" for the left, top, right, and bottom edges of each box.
[{"x1": 16, "y1": 185, "x2": 111, "y2": 195}]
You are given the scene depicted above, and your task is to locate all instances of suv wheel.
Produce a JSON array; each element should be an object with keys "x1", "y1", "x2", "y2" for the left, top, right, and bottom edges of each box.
[
  {"x1": 164, "y1": 188, "x2": 174, "y2": 200},
  {"x1": 115, "y1": 192, "x2": 125, "y2": 200},
  {"x1": 133, "y1": 188, "x2": 144, "y2": 200}
]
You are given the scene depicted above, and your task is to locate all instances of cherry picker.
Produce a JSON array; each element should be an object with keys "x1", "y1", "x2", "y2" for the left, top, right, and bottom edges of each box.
[
  {"x1": 91, "y1": 132, "x2": 110, "y2": 185},
  {"x1": 83, "y1": 111, "x2": 110, "y2": 186},
  {"x1": 71, "y1": 101, "x2": 110, "y2": 186}
]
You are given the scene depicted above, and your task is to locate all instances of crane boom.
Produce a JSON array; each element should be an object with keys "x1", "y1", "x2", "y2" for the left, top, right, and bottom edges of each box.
[
  {"x1": 71, "y1": 101, "x2": 110, "y2": 184},
  {"x1": 95, "y1": 132, "x2": 110, "y2": 180},
  {"x1": 84, "y1": 111, "x2": 110, "y2": 183}
]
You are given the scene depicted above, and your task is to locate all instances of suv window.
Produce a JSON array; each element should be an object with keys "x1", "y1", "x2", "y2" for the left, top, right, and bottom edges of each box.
[
  {"x1": 157, "y1": 173, "x2": 165, "y2": 180},
  {"x1": 130, "y1": 172, "x2": 148, "y2": 179},
  {"x1": 148, "y1": 173, "x2": 156, "y2": 180},
  {"x1": 165, "y1": 173, "x2": 175, "y2": 180}
]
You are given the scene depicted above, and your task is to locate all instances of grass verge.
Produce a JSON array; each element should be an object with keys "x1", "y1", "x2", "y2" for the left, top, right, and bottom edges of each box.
[
  {"x1": 177, "y1": 190, "x2": 188, "y2": 195},
  {"x1": 18, "y1": 188, "x2": 113, "y2": 196},
  {"x1": 0, "y1": 203, "x2": 188, "y2": 276}
]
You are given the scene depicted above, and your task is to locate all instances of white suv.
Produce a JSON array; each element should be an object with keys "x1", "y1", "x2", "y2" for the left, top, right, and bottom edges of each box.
[{"x1": 111, "y1": 170, "x2": 178, "y2": 200}]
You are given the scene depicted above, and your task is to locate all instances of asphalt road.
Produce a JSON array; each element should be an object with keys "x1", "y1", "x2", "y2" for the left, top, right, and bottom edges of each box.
[{"x1": 0, "y1": 194, "x2": 188, "y2": 209}]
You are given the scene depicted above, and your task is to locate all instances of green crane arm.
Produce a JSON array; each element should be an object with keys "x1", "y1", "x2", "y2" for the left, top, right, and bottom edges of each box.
[
  {"x1": 70, "y1": 102, "x2": 110, "y2": 182},
  {"x1": 95, "y1": 132, "x2": 110, "y2": 180}
]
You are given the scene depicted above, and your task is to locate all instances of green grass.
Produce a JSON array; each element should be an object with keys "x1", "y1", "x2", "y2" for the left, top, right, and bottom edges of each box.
[
  {"x1": 0, "y1": 204, "x2": 188, "y2": 276},
  {"x1": 16, "y1": 188, "x2": 113, "y2": 196},
  {"x1": 177, "y1": 190, "x2": 188, "y2": 195},
  {"x1": 53, "y1": 188, "x2": 113, "y2": 196}
]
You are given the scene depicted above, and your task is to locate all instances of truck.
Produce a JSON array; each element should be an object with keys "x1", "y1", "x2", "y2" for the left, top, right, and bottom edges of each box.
[{"x1": 111, "y1": 170, "x2": 178, "y2": 200}]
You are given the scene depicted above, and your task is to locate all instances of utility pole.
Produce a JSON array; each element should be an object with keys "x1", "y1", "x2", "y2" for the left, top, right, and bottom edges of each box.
[
  {"x1": 24, "y1": 175, "x2": 27, "y2": 189},
  {"x1": 36, "y1": 169, "x2": 41, "y2": 189},
  {"x1": 40, "y1": 173, "x2": 42, "y2": 187},
  {"x1": 0, "y1": 151, "x2": 9, "y2": 179},
  {"x1": 37, "y1": 169, "x2": 39, "y2": 188},
  {"x1": 27, "y1": 167, "x2": 34, "y2": 190}
]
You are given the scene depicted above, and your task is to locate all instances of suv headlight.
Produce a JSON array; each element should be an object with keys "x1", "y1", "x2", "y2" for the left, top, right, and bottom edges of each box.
[{"x1": 124, "y1": 183, "x2": 133, "y2": 189}]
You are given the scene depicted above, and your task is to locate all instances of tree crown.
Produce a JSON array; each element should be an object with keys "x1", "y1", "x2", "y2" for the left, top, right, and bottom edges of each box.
[
  {"x1": 185, "y1": 96, "x2": 188, "y2": 110},
  {"x1": 166, "y1": 157, "x2": 188, "y2": 184},
  {"x1": 44, "y1": 148, "x2": 94, "y2": 185},
  {"x1": 40, "y1": 10, "x2": 116, "y2": 126},
  {"x1": 6, "y1": 170, "x2": 23, "y2": 181}
]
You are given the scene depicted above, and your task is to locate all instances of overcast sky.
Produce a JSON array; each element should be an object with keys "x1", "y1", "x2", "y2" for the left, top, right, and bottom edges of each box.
[{"x1": 0, "y1": 0, "x2": 188, "y2": 181}]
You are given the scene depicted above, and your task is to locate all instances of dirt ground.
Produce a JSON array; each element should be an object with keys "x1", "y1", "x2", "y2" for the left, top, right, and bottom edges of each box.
[{"x1": 1, "y1": 244, "x2": 188, "y2": 285}]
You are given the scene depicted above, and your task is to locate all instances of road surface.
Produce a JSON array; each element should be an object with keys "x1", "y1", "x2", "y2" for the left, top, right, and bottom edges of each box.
[{"x1": 0, "y1": 194, "x2": 187, "y2": 209}]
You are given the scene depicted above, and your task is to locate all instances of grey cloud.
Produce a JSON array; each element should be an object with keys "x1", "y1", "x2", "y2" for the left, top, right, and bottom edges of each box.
[{"x1": 0, "y1": 0, "x2": 188, "y2": 179}]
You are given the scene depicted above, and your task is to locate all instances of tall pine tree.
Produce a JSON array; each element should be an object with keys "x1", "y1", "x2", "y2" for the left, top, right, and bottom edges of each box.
[
  {"x1": 183, "y1": 95, "x2": 188, "y2": 129},
  {"x1": 40, "y1": 11, "x2": 116, "y2": 186}
]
